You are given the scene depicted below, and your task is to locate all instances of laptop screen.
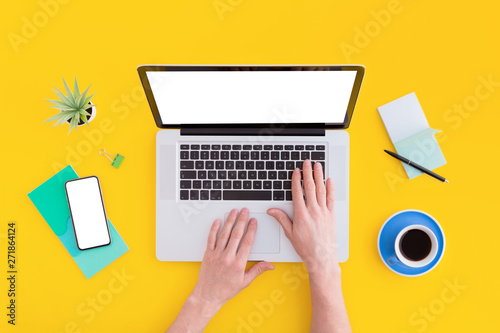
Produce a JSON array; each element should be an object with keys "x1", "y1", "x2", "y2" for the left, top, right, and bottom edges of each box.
[{"x1": 139, "y1": 66, "x2": 364, "y2": 128}]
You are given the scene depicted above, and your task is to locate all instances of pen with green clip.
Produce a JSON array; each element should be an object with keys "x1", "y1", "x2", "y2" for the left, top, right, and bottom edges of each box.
[{"x1": 384, "y1": 150, "x2": 449, "y2": 183}]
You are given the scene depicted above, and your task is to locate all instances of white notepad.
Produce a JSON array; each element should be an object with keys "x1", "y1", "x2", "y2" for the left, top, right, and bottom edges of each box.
[{"x1": 378, "y1": 92, "x2": 446, "y2": 179}]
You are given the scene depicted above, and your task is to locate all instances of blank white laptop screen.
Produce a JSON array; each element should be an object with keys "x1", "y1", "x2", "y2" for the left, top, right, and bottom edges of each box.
[{"x1": 146, "y1": 70, "x2": 357, "y2": 124}]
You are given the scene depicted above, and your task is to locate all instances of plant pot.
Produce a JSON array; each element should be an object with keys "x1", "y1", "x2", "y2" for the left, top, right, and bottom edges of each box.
[{"x1": 66, "y1": 102, "x2": 96, "y2": 126}]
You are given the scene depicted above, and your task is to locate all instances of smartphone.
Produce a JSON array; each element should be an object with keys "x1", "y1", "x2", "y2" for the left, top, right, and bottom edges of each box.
[{"x1": 65, "y1": 176, "x2": 111, "y2": 250}]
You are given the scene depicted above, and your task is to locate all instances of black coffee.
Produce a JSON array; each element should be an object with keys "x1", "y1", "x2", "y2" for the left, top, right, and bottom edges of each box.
[{"x1": 400, "y1": 229, "x2": 432, "y2": 261}]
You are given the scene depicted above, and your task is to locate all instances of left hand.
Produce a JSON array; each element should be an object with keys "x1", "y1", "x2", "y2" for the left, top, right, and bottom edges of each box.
[{"x1": 190, "y1": 208, "x2": 275, "y2": 311}]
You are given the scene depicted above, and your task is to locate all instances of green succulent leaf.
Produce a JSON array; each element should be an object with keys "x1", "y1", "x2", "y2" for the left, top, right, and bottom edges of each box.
[
  {"x1": 62, "y1": 77, "x2": 75, "y2": 104},
  {"x1": 52, "y1": 86, "x2": 73, "y2": 106},
  {"x1": 73, "y1": 75, "x2": 80, "y2": 98},
  {"x1": 83, "y1": 93, "x2": 96, "y2": 106}
]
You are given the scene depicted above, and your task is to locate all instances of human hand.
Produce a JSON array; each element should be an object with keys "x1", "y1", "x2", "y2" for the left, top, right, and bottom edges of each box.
[
  {"x1": 190, "y1": 208, "x2": 275, "y2": 312},
  {"x1": 267, "y1": 159, "x2": 338, "y2": 274}
]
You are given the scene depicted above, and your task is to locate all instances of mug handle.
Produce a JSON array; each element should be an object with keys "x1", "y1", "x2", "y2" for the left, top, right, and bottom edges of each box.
[{"x1": 387, "y1": 254, "x2": 400, "y2": 266}]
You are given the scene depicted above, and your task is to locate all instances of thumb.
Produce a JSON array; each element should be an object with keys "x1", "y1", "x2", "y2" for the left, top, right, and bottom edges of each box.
[
  {"x1": 244, "y1": 261, "x2": 274, "y2": 286},
  {"x1": 267, "y1": 208, "x2": 293, "y2": 236}
]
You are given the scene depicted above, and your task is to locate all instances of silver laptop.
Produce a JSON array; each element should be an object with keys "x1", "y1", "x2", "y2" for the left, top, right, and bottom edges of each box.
[{"x1": 138, "y1": 65, "x2": 365, "y2": 263}]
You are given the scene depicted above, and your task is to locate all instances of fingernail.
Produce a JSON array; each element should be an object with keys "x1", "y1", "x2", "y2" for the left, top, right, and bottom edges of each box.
[
  {"x1": 294, "y1": 168, "x2": 300, "y2": 173},
  {"x1": 304, "y1": 159, "x2": 311, "y2": 166},
  {"x1": 250, "y1": 219, "x2": 256, "y2": 225}
]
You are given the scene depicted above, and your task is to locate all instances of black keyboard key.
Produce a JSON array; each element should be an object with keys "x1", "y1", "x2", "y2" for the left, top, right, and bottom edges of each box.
[
  {"x1": 301, "y1": 152, "x2": 310, "y2": 160},
  {"x1": 241, "y1": 151, "x2": 249, "y2": 160},
  {"x1": 198, "y1": 171, "x2": 207, "y2": 179},
  {"x1": 243, "y1": 145, "x2": 252, "y2": 150},
  {"x1": 251, "y1": 151, "x2": 260, "y2": 160},
  {"x1": 210, "y1": 190, "x2": 222, "y2": 200},
  {"x1": 278, "y1": 171, "x2": 288, "y2": 179},
  {"x1": 263, "y1": 181, "x2": 272, "y2": 189},
  {"x1": 231, "y1": 151, "x2": 240, "y2": 160},
  {"x1": 191, "y1": 144, "x2": 200, "y2": 150},
  {"x1": 222, "y1": 145, "x2": 231, "y2": 150},
  {"x1": 201, "y1": 145, "x2": 210, "y2": 150},
  {"x1": 211, "y1": 151, "x2": 219, "y2": 159},
  {"x1": 203, "y1": 180, "x2": 212, "y2": 189},
  {"x1": 285, "y1": 145, "x2": 294, "y2": 150},
  {"x1": 256, "y1": 161, "x2": 265, "y2": 170},
  {"x1": 180, "y1": 171, "x2": 196, "y2": 179},
  {"x1": 228, "y1": 171, "x2": 237, "y2": 179},
  {"x1": 253, "y1": 181, "x2": 262, "y2": 189},
  {"x1": 306, "y1": 145, "x2": 315, "y2": 150},
  {"x1": 180, "y1": 151, "x2": 189, "y2": 159},
  {"x1": 213, "y1": 181, "x2": 221, "y2": 189},
  {"x1": 208, "y1": 171, "x2": 217, "y2": 179},
  {"x1": 216, "y1": 161, "x2": 224, "y2": 169},
  {"x1": 261, "y1": 151, "x2": 270, "y2": 160},
  {"x1": 296, "y1": 161, "x2": 303, "y2": 169},
  {"x1": 223, "y1": 191, "x2": 272, "y2": 200},
  {"x1": 271, "y1": 152, "x2": 280, "y2": 160},
  {"x1": 243, "y1": 181, "x2": 252, "y2": 189},
  {"x1": 248, "y1": 171, "x2": 257, "y2": 179},
  {"x1": 295, "y1": 145, "x2": 304, "y2": 150},
  {"x1": 233, "y1": 181, "x2": 242, "y2": 189},
  {"x1": 253, "y1": 145, "x2": 262, "y2": 150},
  {"x1": 205, "y1": 161, "x2": 214, "y2": 169},
  {"x1": 190, "y1": 151, "x2": 199, "y2": 159},
  {"x1": 226, "y1": 161, "x2": 234, "y2": 169},
  {"x1": 268, "y1": 171, "x2": 277, "y2": 179},
  {"x1": 266, "y1": 161, "x2": 274, "y2": 170},
  {"x1": 286, "y1": 161, "x2": 295, "y2": 170},
  {"x1": 193, "y1": 180, "x2": 202, "y2": 189},
  {"x1": 200, "y1": 190, "x2": 209, "y2": 200},
  {"x1": 273, "y1": 191, "x2": 284, "y2": 200},
  {"x1": 223, "y1": 181, "x2": 232, "y2": 189},
  {"x1": 274, "y1": 145, "x2": 283, "y2": 150},
  {"x1": 291, "y1": 152, "x2": 300, "y2": 160},
  {"x1": 258, "y1": 171, "x2": 267, "y2": 179},
  {"x1": 232, "y1": 145, "x2": 241, "y2": 150},
  {"x1": 180, "y1": 190, "x2": 189, "y2": 200},
  {"x1": 201, "y1": 151, "x2": 209, "y2": 159},
  {"x1": 218, "y1": 171, "x2": 227, "y2": 179},
  {"x1": 180, "y1": 180, "x2": 191, "y2": 189},
  {"x1": 273, "y1": 181, "x2": 282, "y2": 189},
  {"x1": 246, "y1": 161, "x2": 254, "y2": 169},
  {"x1": 320, "y1": 161, "x2": 325, "y2": 171},
  {"x1": 281, "y1": 152, "x2": 290, "y2": 160},
  {"x1": 276, "y1": 161, "x2": 284, "y2": 170},
  {"x1": 180, "y1": 161, "x2": 194, "y2": 169},
  {"x1": 311, "y1": 152, "x2": 325, "y2": 160},
  {"x1": 264, "y1": 145, "x2": 273, "y2": 150},
  {"x1": 195, "y1": 161, "x2": 204, "y2": 169},
  {"x1": 190, "y1": 190, "x2": 199, "y2": 200},
  {"x1": 288, "y1": 171, "x2": 294, "y2": 179},
  {"x1": 316, "y1": 145, "x2": 325, "y2": 150},
  {"x1": 221, "y1": 151, "x2": 230, "y2": 160},
  {"x1": 286, "y1": 191, "x2": 292, "y2": 201},
  {"x1": 180, "y1": 144, "x2": 189, "y2": 150},
  {"x1": 236, "y1": 161, "x2": 245, "y2": 169},
  {"x1": 238, "y1": 171, "x2": 247, "y2": 179},
  {"x1": 212, "y1": 145, "x2": 221, "y2": 150},
  {"x1": 284, "y1": 181, "x2": 292, "y2": 189}
]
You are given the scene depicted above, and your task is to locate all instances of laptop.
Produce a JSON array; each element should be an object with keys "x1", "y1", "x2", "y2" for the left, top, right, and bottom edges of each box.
[{"x1": 137, "y1": 65, "x2": 365, "y2": 263}]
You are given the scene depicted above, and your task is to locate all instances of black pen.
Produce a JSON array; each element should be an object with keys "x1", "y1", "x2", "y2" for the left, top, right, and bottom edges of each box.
[{"x1": 384, "y1": 150, "x2": 449, "y2": 183}]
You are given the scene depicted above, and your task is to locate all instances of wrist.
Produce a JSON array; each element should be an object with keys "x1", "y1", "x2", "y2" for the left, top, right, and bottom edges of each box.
[
  {"x1": 306, "y1": 261, "x2": 342, "y2": 285},
  {"x1": 188, "y1": 287, "x2": 223, "y2": 319}
]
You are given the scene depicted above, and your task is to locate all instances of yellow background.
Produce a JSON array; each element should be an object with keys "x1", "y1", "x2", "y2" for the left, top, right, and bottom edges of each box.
[{"x1": 1, "y1": 0, "x2": 499, "y2": 332}]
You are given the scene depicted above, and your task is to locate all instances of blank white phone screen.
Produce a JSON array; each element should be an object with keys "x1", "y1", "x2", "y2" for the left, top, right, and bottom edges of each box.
[
  {"x1": 146, "y1": 70, "x2": 357, "y2": 124},
  {"x1": 66, "y1": 177, "x2": 111, "y2": 250}
]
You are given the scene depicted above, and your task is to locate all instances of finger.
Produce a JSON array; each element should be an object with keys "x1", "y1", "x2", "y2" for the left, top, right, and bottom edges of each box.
[
  {"x1": 291, "y1": 168, "x2": 306, "y2": 209},
  {"x1": 267, "y1": 208, "x2": 293, "y2": 236},
  {"x1": 326, "y1": 178, "x2": 336, "y2": 212},
  {"x1": 206, "y1": 219, "x2": 221, "y2": 251},
  {"x1": 237, "y1": 218, "x2": 257, "y2": 260},
  {"x1": 216, "y1": 209, "x2": 238, "y2": 251},
  {"x1": 314, "y1": 162, "x2": 327, "y2": 207},
  {"x1": 226, "y1": 208, "x2": 250, "y2": 253},
  {"x1": 302, "y1": 159, "x2": 317, "y2": 206},
  {"x1": 243, "y1": 261, "x2": 275, "y2": 287}
]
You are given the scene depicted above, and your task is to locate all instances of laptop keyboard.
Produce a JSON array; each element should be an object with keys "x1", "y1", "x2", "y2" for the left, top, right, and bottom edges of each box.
[{"x1": 179, "y1": 144, "x2": 326, "y2": 201}]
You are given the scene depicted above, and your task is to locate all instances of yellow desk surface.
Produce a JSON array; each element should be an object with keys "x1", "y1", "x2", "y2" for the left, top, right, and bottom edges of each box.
[{"x1": 1, "y1": 0, "x2": 499, "y2": 332}]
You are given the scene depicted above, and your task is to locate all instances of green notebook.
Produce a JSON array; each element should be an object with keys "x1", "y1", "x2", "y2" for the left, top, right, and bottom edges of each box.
[{"x1": 28, "y1": 165, "x2": 129, "y2": 279}]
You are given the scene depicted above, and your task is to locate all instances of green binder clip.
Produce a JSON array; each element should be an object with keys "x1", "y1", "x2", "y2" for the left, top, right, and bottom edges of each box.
[{"x1": 99, "y1": 149, "x2": 124, "y2": 169}]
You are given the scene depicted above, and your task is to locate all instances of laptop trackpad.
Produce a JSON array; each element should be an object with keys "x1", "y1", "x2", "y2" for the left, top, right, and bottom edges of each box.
[{"x1": 223, "y1": 212, "x2": 280, "y2": 254}]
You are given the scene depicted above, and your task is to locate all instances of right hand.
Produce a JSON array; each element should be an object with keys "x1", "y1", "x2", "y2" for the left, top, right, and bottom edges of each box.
[{"x1": 267, "y1": 159, "x2": 339, "y2": 273}]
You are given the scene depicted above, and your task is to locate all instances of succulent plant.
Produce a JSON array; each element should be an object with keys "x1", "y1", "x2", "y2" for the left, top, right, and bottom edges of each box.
[{"x1": 45, "y1": 76, "x2": 96, "y2": 134}]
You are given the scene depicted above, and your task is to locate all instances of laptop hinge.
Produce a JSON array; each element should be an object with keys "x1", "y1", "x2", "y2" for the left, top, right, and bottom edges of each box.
[{"x1": 180, "y1": 126, "x2": 326, "y2": 136}]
